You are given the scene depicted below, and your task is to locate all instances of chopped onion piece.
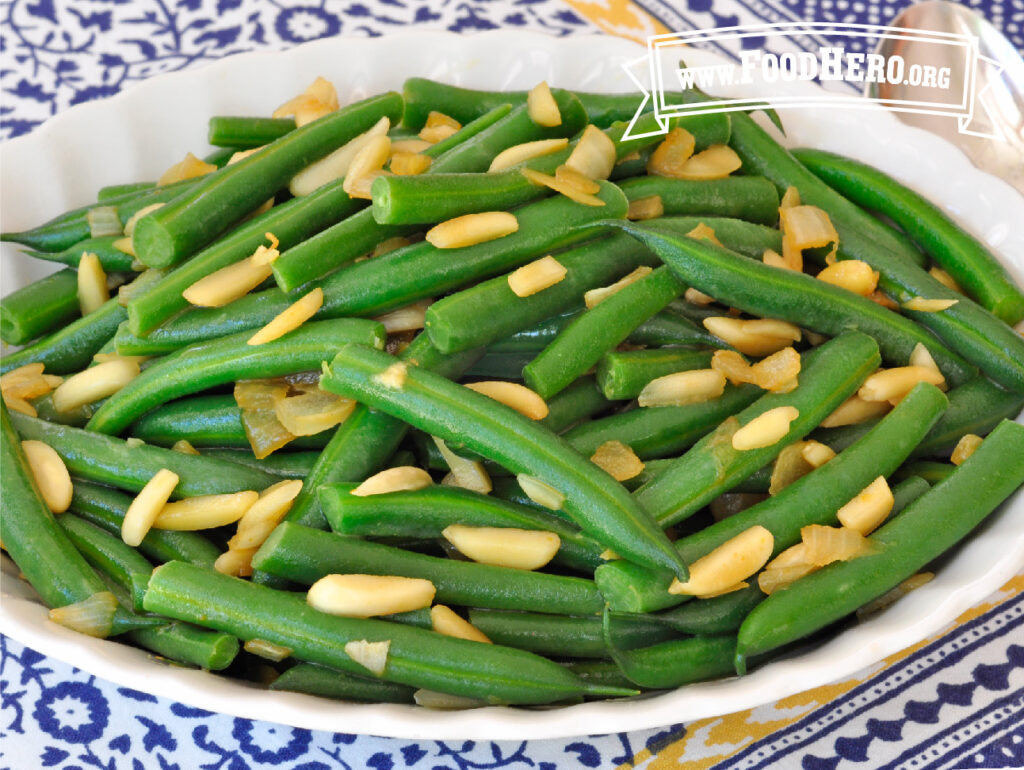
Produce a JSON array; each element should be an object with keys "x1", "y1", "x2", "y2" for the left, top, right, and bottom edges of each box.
[{"x1": 48, "y1": 591, "x2": 118, "y2": 638}]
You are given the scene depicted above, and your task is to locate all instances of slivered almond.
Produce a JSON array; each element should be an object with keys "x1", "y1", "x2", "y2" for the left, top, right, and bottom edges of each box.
[
  {"x1": 673, "y1": 144, "x2": 742, "y2": 180},
  {"x1": 432, "y1": 437, "x2": 491, "y2": 494},
  {"x1": 951, "y1": 433, "x2": 983, "y2": 465},
  {"x1": 858, "y1": 366, "x2": 946, "y2": 404},
  {"x1": 488, "y1": 138, "x2": 569, "y2": 172},
  {"x1": 372, "y1": 236, "x2": 412, "y2": 258},
  {"x1": 647, "y1": 128, "x2": 696, "y2": 177},
  {"x1": 391, "y1": 138, "x2": 433, "y2": 154},
  {"x1": 3, "y1": 396, "x2": 36, "y2": 417},
  {"x1": 77, "y1": 252, "x2": 109, "y2": 315},
  {"x1": 374, "y1": 299, "x2": 432, "y2": 333},
  {"x1": 802, "y1": 441, "x2": 836, "y2": 468},
  {"x1": 527, "y1": 80, "x2": 561, "y2": 127},
  {"x1": 244, "y1": 639, "x2": 293, "y2": 662},
  {"x1": 590, "y1": 440, "x2": 644, "y2": 481},
  {"x1": 343, "y1": 135, "x2": 391, "y2": 199},
  {"x1": 686, "y1": 222, "x2": 723, "y2": 246},
  {"x1": 158, "y1": 152, "x2": 216, "y2": 186},
  {"x1": 309, "y1": 574, "x2": 435, "y2": 618},
  {"x1": 928, "y1": 267, "x2": 962, "y2": 292},
  {"x1": 751, "y1": 347, "x2": 801, "y2": 392},
  {"x1": 229, "y1": 479, "x2": 303, "y2": 550},
  {"x1": 554, "y1": 164, "x2": 601, "y2": 194},
  {"x1": 732, "y1": 406, "x2": 799, "y2": 450},
  {"x1": 419, "y1": 111, "x2": 461, "y2": 143},
  {"x1": 426, "y1": 212, "x2": 518, "y2": 249},
  {"x1": 52, "y1": 358, "x2": 140, "y2": 413},
  {"x1": 124, "y1": 204, "x2": 164, "y2": 238},
  {"x1": 171, "y1": 439, "x2": 199, "y2": 455},
  {"x1": 801, "y1": 524, "x2": 873, "y2": 565},
  {"x1": 153, "y1": 491, "x2": 258, "y2": 531},
  {"x1": 122, "y1": 469, "x2": 179, "y2": 546},
  {"x1": 507, "y1": 256, "x2": 567, "y2": 298},
  {"x1": 247, "y1": 287, "x2": 323, "y2": 346},
  {"x1": 584, "y1": 266, "x2": 652, "y2": 309},
  {"x1": 183, "y1": 235, "x2": 279, "y2": 307},
  {"x1": 903, "y1": 297, "x2": 958, "y2": 312},
  {"x1": 638, "y1": 369, "x2": 725, "y2": 407},
  {"x1": 352, "y1": 466, "x2": 432, "y2": 496},
  {"x1": 442, "y1": 524, "x2": 560, "y2": 570},
  {"x1": 228, "y1": 147, "x2": 264, "y2": 165},
  {"x1": 22, "y1": 440, "x2": 72, "y2": 513},
  {"x1": 816, "y1": 260, "x2": 879, "y2": 296},
  {"x1": 565, "y1": 125, "x2": 615, "y2": 180},
  {"x1": 431, "y1": 605, "x2": 492, "y2": 643},
  {"x1": 516, "y1": 474, "x2": 564, "y2": 510},
  {"x1": 627, "y1": 195, "x2": 664, "y2": 221},
  {"x1": 836, "y1": 476, "x2": 893, "y2": 535},
  {"x1": 521, "y1": 167, "x2": 605, "y2": 207},
  {"x1": 909, "y1": 343, "x2": 946, "y2": 391},
  {"x1": 703, "y1": 317, "x2": 802, "y2": 357},
  {"x1": 669, "y1": 525, "x2": 773, "y2": 597},
  {"x1": 214, "y1": 547, "x2": 258, "y2": 577},
  {"x1": 464, "y1": 381, "x2": 548, "y2": 420},
  {"x1": 1, "y1": 363, "x2": 58, "y2": 401},
  {"x1": 780, "y1": 186, "x2": 801, "y2": 209},
  {"x1": 290, "y1": 116, "x2": 390, "y2": 196},
  {"x1": 711, "y1": 350, "x2": 754, "y2": 386},
  {"x1": 820, "y1": 393, "x2": 891, "y2": 427},
  {"x1": 273, "y1": 77, "x2": 338, "y2": 126},
  {"x1": 389, "y1": 151, "x2": 432, "y2": 176},
  {"x1": 685, "y1": 287, "x2": 714, "y2": 306}
]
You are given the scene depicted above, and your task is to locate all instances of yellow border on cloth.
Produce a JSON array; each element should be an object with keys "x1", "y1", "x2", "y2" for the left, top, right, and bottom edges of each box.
[{"x1": 560, "y1": 0, "x2": 669, "y2": 43}]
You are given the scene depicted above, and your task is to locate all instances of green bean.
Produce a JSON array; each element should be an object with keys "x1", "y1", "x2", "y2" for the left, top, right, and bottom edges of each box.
[
  {"x1": 30, "y1": 392, "x2": 94, "y2": 427},
  {"x1": 644, "y1": 583, "x2": 765, "y2": 636},
  {"x1": 468, "y1": 609, "x2": 680, "y2": 659},
  {"x1": 208, "y1": 116, "x2": 296, "y2": 148},
  {"x1": 727, "y1": 111, "x2": 1024, "y2": 393},
  {"x1": 564, "y1": 660, "x2": 637, "y2": 692},
  {"x1": 647, "y1": 216, "x2": 784, "y2": 260},
  {"x1": 10, "y1": 411, "x2": 276, "y2": 497},
  {"x1": 69, "y1": 480, "x2": 220, "y2": 567},
  {"x1": 602, "y1": 219, "x2": 976, "y2": 386},
  {"x1": 127, "y1": 622, "x2": 239, "y2": 671},
  {"x1": 539, "y1": 375, "x2": 613, "y2": 434},
  {"x1": 462, "y1": 351, "x2": 531, "y2": 379},
  {"x1": 321, "y1": 342, "x2": 688, "y2": 577},
  {"x1": 319, "y1": 483, "x2": 605, "y2": 573},
  {"x1": 793, "y1": 148, "x2": 1024, "y2": 325},
  {"x1": 736, "y1": 418, "x2": 1024, "y2": 670},
  {"x1": 202, "y1": 449, "x2": 320, "y2": 480},
  {"x1": 97, "y1": 182, "x2": 156, "y2": 202},
  {"x1": 57, "y1": 513, "x2": 156, "y2": 610},
  {"x1": 254, "y1": 522, "x2": 605, "y2": 616},
  {"x1": 21, "y1": 236, "x2": 137, "y2": 272},
  {"x1": 132, "y1": 93, "x2": 403, "y2": 269},
  {"x1": 619, "y1": 176, "x2": 781, "y2": 225},
  {"x1": 1, "y1": 268, "x2": 80, "y2": 345},
  {"x1": 628, "y1": 308, "x2": 726, "y2": 348},
  {"x1": 894, "y1": 460, "x2": 955, "y2": 485},
  {"x1": 598, "y1": 381, "x2": 948, "y2": 612},
  {"x1": 89, "y1": 319, "x2": 385, "y2": 435},
  {"x1": 269, "y1": 662, "x2": 416, "y2": 703},
  {"x1": 635, "y1": 333, "x2": 881, "y2": 528},
  {"x1": 597, "y1": 349, "x2": 714, "y2": 401},
  {"x1": 145, "y1": 560, "x2": 635, "y2": 703},
  {"x1": 565, "y1": 384, "x2": 761, "y2": 460}
]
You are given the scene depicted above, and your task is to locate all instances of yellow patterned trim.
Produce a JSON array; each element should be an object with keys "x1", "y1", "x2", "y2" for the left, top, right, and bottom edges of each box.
[{"x1": 560, "y1": 0, "x2": 668, "y2": 43}]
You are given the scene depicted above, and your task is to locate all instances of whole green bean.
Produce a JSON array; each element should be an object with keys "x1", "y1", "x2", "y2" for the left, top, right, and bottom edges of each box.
[
  {"x1": 253, "y1": 522, "x2": 605, "y2": 616},
  {"x1": 10, "y1": 411, "x2": 276, "y2": 497},
  {"x1": 145, "y1": 560, "x2": 635, "y2": 703},
  {"x1": 127, "y1": 622, "x2": 239, "y2": 671},
  {"x1": 793, "y1": 148, "x2": 1024, "y2": 325},
  {"x1": 269, "y1": 662, "x2": 416, "y2": 703},
  {"x1": 89, "y1": 319, "x2": 385, "y2": 435},
  {"x1": 619, "y1": 176, "x2": 781, "y2": 225},
  {"x1": 21, "y1": 236, "x2": 137, "y2": 272},
  {"x1": 208, "y1": 116, "x2": 296, "y2": 148},
  {"x1": 539, "y1": 375, "x2": 613, "y2": 434},
  {"x1": 597, "y1": 349, "x2": 714, "y2": 401},
  {"x1": 1, "y1": 268, "x2": 80, "y2": 345},
  {"x1": 57, "y1": 514, "x2": 156, "y2": 610},
  {"x1": 736, "y1": 418, "x2": 1024, "y2": 670},
  {"x1": 133, "y1": 92, "x2": 403, "y2": 269}
]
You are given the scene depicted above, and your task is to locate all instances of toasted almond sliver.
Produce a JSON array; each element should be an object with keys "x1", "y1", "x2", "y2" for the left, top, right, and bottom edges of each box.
[
  {"x1": 374, "y1": 361, "x2": 409, "y2": 390},
  {"x1": 584, "y1": 266, "x2": 653, "y2": 309},
  {"x1": 374, "y1": 299, "x2": 432, "y2": 333},
  {"x1": 590, "y1": 440, "x2": 645, "y2": 482},
  {"x1": 507, "y1": 256, "x2": 567, "y2": 298},
  {"x1": 517, "y1": 474, "x2": 564, "y2": 510},
  {"x1": 928, "y1": 267, "x2": 962, "y2": 293},
  {"x1": 352, "y1": 466, "x2": 433, "y2": 496},
  {"x1": 48, "y1": 591, "x2": 119, "y2": 638},
  {"x1": 801, "y1": 524, "x2": 874, "y2": 565},
  {"x1": 418, "y1": 111, "x2": 461, "y2": 144},
  {"x1": 669, "y1": 525, "x2": 774, "y2": 597},
  {"x1": 464, "y1": 381, "x2": 548, "y2": 420},
  {"x1": 638, "y1": 369, "x2": 726, "y2": 408},
  {"x1": 554, "y1": 164, "x2": 601, "y2": 195},
  {"x1": 488, "y1": 138, "x2": 569, "y2": 173},
  {"x1": 527, "y1": 80, "x2": 562, "y2": 127},
  {"x1": 751, "y1": 347, "x2": 801, "y2": 392},
  {"x1": 345, "y1": 639, "x2": 391, "y2": 676},
  {"x1": 171, "y1": 439, "x2": 200, "y2": 456},
  {"x1": 951, "y1": 433, "x2": 983, "y2": 465},
  {"x1": 122, "y1": 469, "x2": 179, "y2": 546},
  {"x1": 858, "y1": 366, "x2": 946, "y2": 404},
  {"x1": 702, "y1": 317, "x2": 802, "y2": 357},
  {"x1": 244, "y1": 639, "x2": 293, "y2": 662},
  {"x1": 214, "y1": 546, "x2": 259, "y2": 577},
  {"x1": 290, "y1": 116, "x2": 390, "y2": 196},
  {"x1": 684, "y1": 287, "x2": 715, "y2": 306},
  {"x1": 153, "y1": 491, "x2": 258, "y2": 531},
  {"x1": 21, "y1": 440, "x2": 72, "y2": 513},
  {"x1": 123, "y1": 203, "x2": 165, "y2": 239},
  {"x1": 565, "y1": 125, "x2": 615, "y2": 180},
  {"x1": 389, "y1": 151, "x2": 432, "y2": 176},
  {"x1": 836, "y1": 476, "x2": 894, "y2": 535},
  {"x1": 673, "y1": 144, "x2": 742, "y2": 180},
  {"x1": 627, "y1": 195, "x2": 664, "y2": 221},
  {"x1": 52, "y1": 358, "x2": 141, "y2": 413},
  {"x1": 430, "y1": 605, "x2": 492, "y2": 643},
  {"x1": 1, "y1": 363, "x2": 57, "y2": 401},
  {"x1": 903, "y1": 297, "x2": 958, "y2": 312},
  {"x1": 820, "y1": 393, "x2": 891, "y2": 428},
  {"x1": 273, "y1": 76, "x2": 338, "y2": 125},
  {"x1": 309, "y1": 574, "x2": 436, "y2": 618},
  {"x1": 230, "y1": 479, "x2": 304, "y2": 550},
  {"x1": 443, "y1": 524, "x2": 560, "y2": 570},
  {"x1": 521, "y1": 167, "x2": 606, "y2": 207},
  {"x1": 732, "y1": 406, "x2": 800, "y2": 451},
  {"x1": 343, "y1": 135, "x2": 392, "y2": 199},
  {"x1": 816, "y1": 260, "x2": 879, "y2": 296},
  {"x1": 228, "y1": 147, "x2": 264, "y2": 166},
  {"x1": 802, "y1": 440, "x2": 836, "y2": 468},
  {"x1": 77, "y1": 252, "x2": 110, "y2": 315},
  {"x1": 183, "y1": 255, "x2": 274, "y2": 307},
  {"x1": 432, "y1": 437, "x2": 492, "y2": 494},
  {"x1": 391, "y1": 138, "x2": 434, "y2": 154},
  {"x1": 3, "y1": 396, "x2": 36, "y2": 417},
  {"x1": 247, "y1": 287, "x2": 323, "y2": 346},
  {"x1": 158, "y1": 152, "x2": 216, "y2": 187},
  {"x1": 426, "y1": 212, "x2": 519, "y2": 249},
  {"x1": 647, "y1": 127, "x2": 696, "y2": 178}
]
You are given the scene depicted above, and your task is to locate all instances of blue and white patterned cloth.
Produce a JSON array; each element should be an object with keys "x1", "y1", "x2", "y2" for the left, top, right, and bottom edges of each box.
[{"x1": 2, "y1": 0, "x2": 1023, "y2": 767}]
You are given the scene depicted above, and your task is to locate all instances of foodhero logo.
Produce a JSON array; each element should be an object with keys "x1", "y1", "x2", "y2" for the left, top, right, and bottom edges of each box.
[{"x1": 621, "y1": 22, "x2": 1006, "y2": 141}]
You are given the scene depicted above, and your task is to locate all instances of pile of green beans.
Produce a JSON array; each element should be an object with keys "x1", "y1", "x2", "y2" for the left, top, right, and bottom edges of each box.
[{"x1": 2, "y1": 75, "x2": 1021, "y2": 708}]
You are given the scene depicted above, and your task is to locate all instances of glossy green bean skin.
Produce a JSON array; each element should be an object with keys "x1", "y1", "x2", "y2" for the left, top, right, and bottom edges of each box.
[
  {"x1": 539, "y1": 376, "x2": 612, "y2": 434},
  {"x1": 603, "y1": 220, "x2": 976, "y2": 387},
  {"x1": 565, "y1": 660, "x2": 638, "y2": 692},
  {"x1": 613, "y1": 634, "x2": 738, "y2": 689},
  {"x1": 208, "y1": 116, "x2": 296, "y2": 148},
  {"x1": 269, "y1": 663, "x2": 416, "y2": 703},
  {"x1": 598, "y1": 382, "x2": 948, "y2": 612},
  {"x1": 636, "y1": 333, "x2": 881, "y2": 528},
  {"x1": 894, "y1": 461, "x2": 955, "y2": 485},
  {"x1": 57, "y1": 514, "x2": 155, "y2": 610},
  {"x1": 133, "y1": 93, "x2": 403, "y2": 269},
  {"x1": 10, "y1": 411, "x2": 276, "y2": 497},
  {"x1": 203, "y1": 449, "x2": 320, "y2": 480},
  {"x1": 0, "y1": 403, "x2": 112, "y2": 613},
  {"x1": 127, "y1": 622, "x2": 240, "y2": 671},
  {"x1": 1, "y1": 268, "x2": 80, "y2": 345},
  {"x1": 597, "y1": 349, "x2": 714, "y2": 401},
  {"x1": 647, "y1": 584, "x2": 765, "y2": 636},
  {"x1": 90, "y1": 319, "x2": 384, "y2": 435},
  {"x1": 628, "y1": 308, "x2": 725, "y2": 348},
  {"x1": 736, "y1": 418, "x2": 1024, "y2": 668},
  {"x1": 319, "y1": 483, "x2": 605, "y2": 573},
  {"x1": 565, "y1": 384, "x2": 761, "y2": 461},
  {"x1": 727, "y1": 111, "x2": 1024, "y2": 393},
  {"x1": 97, "y1": 182, "x2": 156, "y2": 201},
  {"x1": 793, "y1": 148, "x2": 1024, "y2": 325},
  {"x1": 253, "y1": 522, "x2": 605, "y2": 616},
  {"x1": 22, "y1": 236, "x2": 137, "y2": 272},
  {"x1": 468, "y1": 609, "x2": 680, "y2": 659},
  {"x1": 619, "y1": 176, "x2": 781, "y2": 225},
  {"x1": 425, "y1": 234, "x2": 659, "y2": 354},
  {"x1": 145, "y1": 560, "x2": 632, "y2": 704},
  {"x1": 524, "y1": 267, "x2": 687, "y2": 399},
  {"x1": 69, "y1": 480, "x2": 220, "y2": 567},
  {"x1": 321, "y1": 343, "x2": 689, "y2": 578}
]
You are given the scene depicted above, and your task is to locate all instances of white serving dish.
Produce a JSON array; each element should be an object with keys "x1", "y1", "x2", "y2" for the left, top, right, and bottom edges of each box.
[{"x1": 1, "y1": 30, "x2": 1022, "y2": 741}]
